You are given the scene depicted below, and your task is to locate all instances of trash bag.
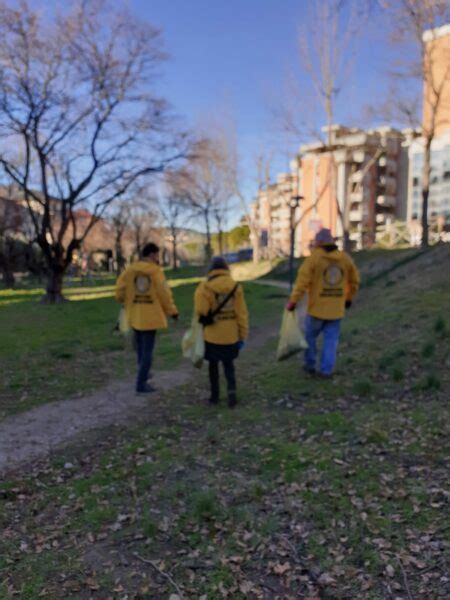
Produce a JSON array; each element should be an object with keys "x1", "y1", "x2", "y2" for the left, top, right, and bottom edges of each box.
[
  {"x1": 276, "y1": 308, "x2": 308, "y2": 361},
  {"x1": 118, "y1": 307, "x2": 130, "y2": 334},
  {"x1": 182, "y1": 316, "x2": 204, "y2": 368}
]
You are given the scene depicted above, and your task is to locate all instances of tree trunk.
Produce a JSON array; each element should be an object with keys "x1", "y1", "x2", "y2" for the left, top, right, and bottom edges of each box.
[
  {"x1": 115, "y1": 231, "x2": 126, "y2": 274},
  {"x1": 1, "y1": 266, "x2": 15, "y2": 288},
  {"x1": 421, "y1": 140, "x2": 431, "y2": 248},
  {"x1": 218, "y1": 229, "x2": 224, "y2": 255},
  {"x1": 204, "y1": 211, "x2": 212, "y2": 263},
  {"x1": 171, "y1": 227, "x2": 178, "y2": 270},
  {"x1": 252, "y1": 229, "x2": 260, "y2": 264},
  {"x1": 41, "y1": 268, "x2": 66, "y2": 304}
]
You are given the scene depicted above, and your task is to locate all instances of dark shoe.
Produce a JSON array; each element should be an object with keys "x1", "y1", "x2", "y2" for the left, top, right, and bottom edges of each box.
[
  {"x1": 303, "y1": 365, "x2": 316, "y2": 376},
  {"x1": 317, "y1": 372, "x2": 333, "y2": 380},
  {"x1": 228, "y1": 392, "x2": 237, "y2": 408},
  {"x1": 208, "y1": 397, "x2": 219, "y2": 405},
  {"x1": 136, "y1": 383, "x2": 157, "y2": 394}
]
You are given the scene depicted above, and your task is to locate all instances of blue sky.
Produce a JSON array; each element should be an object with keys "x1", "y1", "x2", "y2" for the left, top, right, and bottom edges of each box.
[
  {"x1": 132, "y1": 0, "x2": 412, "y2": 185},
  {"x1": 22, "y1": 0, "x2": 421, "y2": 227}
]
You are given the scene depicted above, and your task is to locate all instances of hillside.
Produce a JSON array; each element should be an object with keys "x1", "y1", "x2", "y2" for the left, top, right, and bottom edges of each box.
[{"x1": 0, "y1": 245, "x2": 449, "y2": 598}]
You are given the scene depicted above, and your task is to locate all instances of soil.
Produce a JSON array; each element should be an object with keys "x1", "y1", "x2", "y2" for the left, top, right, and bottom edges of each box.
[{"x1": 0, "y1": 322, "x2": 280, "y2": 477}]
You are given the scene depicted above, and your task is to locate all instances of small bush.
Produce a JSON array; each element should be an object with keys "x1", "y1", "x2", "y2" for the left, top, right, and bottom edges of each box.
[
  {"x1": 434, "y1": 316, "x2": 446, "y2": 336},
  {"x1": 420, "y1": 374, "x2": 441, "y2": 391},
  {"x1": 421, "y1": 342, "x2": 435, "y2": 359},
  {"x1": 391, "y1": 367, "x2": 404, "y2": 382},
  {"x1": 191, "y1": 491, "x2": 219, "y2": 521},
  {"x1": 353, "y1": 378, "x2": 373, "y2": 396},
  {"x1": 366, "y1": 428, "x2": 388, "y2": 444}
]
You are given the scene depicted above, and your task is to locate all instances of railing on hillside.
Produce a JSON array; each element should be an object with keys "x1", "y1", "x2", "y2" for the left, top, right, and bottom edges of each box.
[{"x1": 375, "y1": 220, "x2": 449, "y2": 248}]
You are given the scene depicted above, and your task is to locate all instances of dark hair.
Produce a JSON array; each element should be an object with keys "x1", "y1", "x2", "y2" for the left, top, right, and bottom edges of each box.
[
  {"x1": 142, "y1": 242, "x2": 160, "y2": 257},
  {"x1": 209, "y1": 256, "x2": 229, "y2": 272}
]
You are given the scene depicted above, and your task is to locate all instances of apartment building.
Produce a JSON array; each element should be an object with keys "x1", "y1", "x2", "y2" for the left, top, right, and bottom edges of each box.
[
  {"x1": 251, "y1": 125, "x2": 410, "y2": 256},
  {"x1": 407, "y1": 24, "x2": 450, "y2": 226},
  {"x1": 250, "y1": 172, "x2": 300, "y2": 257},
  {"x1": 251, "y1": 22, "x2": 450, "y2": 256}
]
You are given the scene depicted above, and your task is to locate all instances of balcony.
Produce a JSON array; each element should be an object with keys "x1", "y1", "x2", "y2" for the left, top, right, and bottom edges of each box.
[
  {"x1": 378, "y1": 156, "x2": 397, "y2": 172},
  {"x1": 351, "y1": 170, "x2": 364, "y2": 184},
  {"x1": 376, "y1": 213, "x2": 389, "y2": 225},
  {"x1": 352, "y1": 150, "x2": 365, "y2": 163},
  {"x1": 349, "y1": 209, "x2": 363, "y2": 222},
  {"x1": 379, "y1": 175, "x2": 397, "y2": 194},
  {"x1": 377, "y1": 194, "x2": 396, "y2": 208}
]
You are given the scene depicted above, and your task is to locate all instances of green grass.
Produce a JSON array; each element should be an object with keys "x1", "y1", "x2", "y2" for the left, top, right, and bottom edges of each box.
[
  {"x1": 0, "y1": 276, "x2": 284, "y2": 418},
  {"x1": 0, "y1": 245, "x2": 449, "y2": 597}
]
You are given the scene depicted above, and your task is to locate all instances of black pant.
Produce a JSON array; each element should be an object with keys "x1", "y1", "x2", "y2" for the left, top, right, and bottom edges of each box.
[{"x1": 208, "y1": 359, "x2": 236, "y2": 400}]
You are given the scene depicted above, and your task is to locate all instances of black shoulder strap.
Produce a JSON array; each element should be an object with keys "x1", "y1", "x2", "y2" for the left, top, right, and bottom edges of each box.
[{"x1": 210, "y1": 284, "x2": 239, "y2": 318}]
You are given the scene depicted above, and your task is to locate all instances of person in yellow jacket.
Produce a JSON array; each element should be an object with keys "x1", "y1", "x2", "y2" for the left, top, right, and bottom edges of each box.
[
  {"x1": 286, "y1": 228, "x2": 360, "y2": 378},
  {"x1": 115, "y1": 242, "x2": 178, "y2": 393},
  {"x1": 194, "y1": 256, "x2": 249, "y2": 407}
]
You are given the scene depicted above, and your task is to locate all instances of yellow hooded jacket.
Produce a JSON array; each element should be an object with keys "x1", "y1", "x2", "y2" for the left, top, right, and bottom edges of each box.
[
  {"x1": 115, "y1": 261, "x2": 178, "y2": 330},
  {"x1": 289, "y1": 247, "x2": 360, "y2": 320},
  {"x1": 194, "y1": 269, "x2": 249, "y2": 345}
]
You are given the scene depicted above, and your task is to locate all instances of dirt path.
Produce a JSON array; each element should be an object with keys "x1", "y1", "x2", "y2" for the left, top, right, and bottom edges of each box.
[{"x1": 0, "y1": 322, "x2": 279, "y2": 476}]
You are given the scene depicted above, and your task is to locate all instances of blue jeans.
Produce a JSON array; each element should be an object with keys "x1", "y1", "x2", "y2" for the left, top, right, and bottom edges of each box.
[
  {"x1": 134, "y1": 329, "x2": 156, "y2": 391},
  {"x1": 304, "y1": 315, "x2": 341, "y2": 375}
]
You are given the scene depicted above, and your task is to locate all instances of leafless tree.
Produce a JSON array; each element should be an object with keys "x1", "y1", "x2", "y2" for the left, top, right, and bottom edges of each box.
[
  {"x1": 274, "y1": 0, "x2": 368, "y2": 251},
  {"x1": 110, "y1": 202, "x2": 131, "y2": 274},
  {"x1": 172, "y1": 138, "x2": 233, "y2": 262},
  {"x1": 129, "y1": 199, "x2": 158, "y2": 258},
  {"x1": 379, "y1": 0, "x2": 450, "y2": 247},
  {"x1": 162, "y1": 171, "x2": 192, "y2": 269},
  {"x1": 0, "y1": 185, "x2": 38, "y2": 286},
  {"x1": 0, "y1": 0, "x2": 187, "y2": 302}
]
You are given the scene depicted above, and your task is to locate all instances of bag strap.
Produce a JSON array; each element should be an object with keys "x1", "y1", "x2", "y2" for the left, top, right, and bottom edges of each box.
[{"x1": 210, "y1": 284, "x2": 238, "y2": 318}]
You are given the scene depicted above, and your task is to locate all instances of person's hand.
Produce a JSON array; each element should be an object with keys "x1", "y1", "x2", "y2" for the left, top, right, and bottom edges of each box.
[
  {"x1": 345, "y1": 300, "x2": 352, "y2": 310},
  {"x1": 286, "y1": 301, "x2": 297, "y2": 312},
  {"x1": 237, "y1": 340, "x2": 245, "y2": 350}
]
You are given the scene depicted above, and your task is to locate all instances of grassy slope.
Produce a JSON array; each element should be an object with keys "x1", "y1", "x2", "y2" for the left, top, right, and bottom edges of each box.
[
  {"x1": 263, "y1": 247, "x2": 422, "y2": 284},
  {"x1": 0, "y1": 277, "x2": 286, "y2": 419},
  {"x1": 0, "y1": 245, "x2": 449, "y2": 598}
]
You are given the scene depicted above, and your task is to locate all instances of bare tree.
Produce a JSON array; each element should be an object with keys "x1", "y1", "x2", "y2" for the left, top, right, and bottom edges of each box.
[
  {"x1": 0, "y1": 185, "x2": 38, "y2": 286},
  {"x1": 274, "y1": 0, "x2": 368, "y2": 251},
  {"x1": 172, "y1": 138, "x2": 233, "y2": 262},
  {"x1": 110, "y1": 202, "x2": 131, "y2": 274},
  {"x1": 162, "y1": 171, "x2": 191, "y2": 269},
  {"x1": 379, "y1": 0, "x2": 450, "y2": 247},
  {"x1": 129, "y1": 199, "x2": 158, "y2": 257},
  {"x1": 0, "y1": 0, "x2": 187, "y2": 302}
]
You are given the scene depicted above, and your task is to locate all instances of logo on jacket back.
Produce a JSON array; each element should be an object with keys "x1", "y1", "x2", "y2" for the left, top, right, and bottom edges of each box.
[
  {"x1": 321, "y1": 264, "x2": 344, "y2": 297},
  {"x1": 133, "y1": 274, "x2": 153, "y2": 304}
]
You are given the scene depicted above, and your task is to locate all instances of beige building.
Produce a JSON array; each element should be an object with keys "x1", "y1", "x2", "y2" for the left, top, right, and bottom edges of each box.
[
  {"x1": 251, "y1": 23, "x2": 450, "y2": 256},
  {"x1": 251, "y1": 125, "x2": 411, "y2": 255}
]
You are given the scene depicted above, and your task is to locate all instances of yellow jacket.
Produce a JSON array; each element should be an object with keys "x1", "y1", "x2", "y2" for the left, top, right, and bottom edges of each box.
[
  {"x1": 115, "y1": 260, "x2": 178, "y2": 330},
  {"x1": 194, "y1": 269, "x2": 249, "y2": 345},
  {"x1": 289, "y1": 246, "x2": 360, "y2": 320}
]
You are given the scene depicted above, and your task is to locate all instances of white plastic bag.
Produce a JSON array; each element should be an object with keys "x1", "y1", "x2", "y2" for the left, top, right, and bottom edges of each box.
[
  {"x1": 276, "y1": 309, "x2": 308, "y2": 361},
  {"x1": 118, "y1": 307, "x2": 130, "y2": 334},
  {"x1": 182, "y1": 316, "x2": 204, "y2": 368}
]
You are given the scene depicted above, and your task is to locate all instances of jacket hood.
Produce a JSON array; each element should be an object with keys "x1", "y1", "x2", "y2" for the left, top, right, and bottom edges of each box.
[
  {"x1": 205, "y1": 269, "x2": 237, "y2": 293},
  {"x1": 128, "y1": 260, "x2": 160, "y2": 275},
  {"x1": 317, "y1": 246, "x2": 344, "y2": 261}
]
